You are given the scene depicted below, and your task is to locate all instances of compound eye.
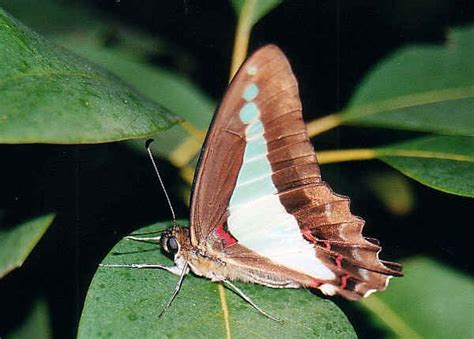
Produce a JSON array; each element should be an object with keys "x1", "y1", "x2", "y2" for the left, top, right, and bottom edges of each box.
[{"x1": 166, "y1": 237, "x2": 179, "y2": 253}]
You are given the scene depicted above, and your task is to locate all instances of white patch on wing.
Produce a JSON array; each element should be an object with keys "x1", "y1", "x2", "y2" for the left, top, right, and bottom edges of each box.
[
  {"x1": 228, "y1": 194, "x2": 335, "y2": 280},
  {"x1": 384, "y1": 275, "x2": 393, "y2": 288},
  {"x1": 247, "y1": 65, "x2": 257, "y2": 75},
  {"x1": 319, "y1": 284, "x2": 337, "y2": 295},
  {"x1": 359, "y1": 268, "x2": 369, "y2": 280},
  {"x1": 227, "y1": 84, "x2": 335, "y2": 281},
  {"x1": 363, "y1": 289, "x2": 377, "y2": 297}
]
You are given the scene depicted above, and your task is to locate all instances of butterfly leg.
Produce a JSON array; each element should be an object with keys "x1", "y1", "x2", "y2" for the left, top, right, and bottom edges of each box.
[
  {"x1": 158, "y1": 261, "x2": 189, "y2": 318},
  {"x1": 223, "y1": 280, "x2": 282, "y2": 322},
  {"x1": 124, "y1": 235, "x2": 161, "y2": 243},
  {"x1": 99, "y1": 263, "x2": 182, "y2": 276}
]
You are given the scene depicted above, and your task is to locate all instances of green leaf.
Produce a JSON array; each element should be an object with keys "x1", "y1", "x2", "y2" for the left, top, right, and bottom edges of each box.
[
  {"x1": 0, "y1": 214, "x2": 55, "y2": 278},
  {"x1": 79, "y1": 222, "x2": 356, "y2": 339},
  {"x1": 342, "y1": 26, "x2": 474, "y2": 136},
  {"x1": 0, "y1": 0, "x2": 103, "y2": 36},
  {"x1": 375, "y1": 135, "x2": 474, "y2": 197},
  {"x1": 0, "y1": 7, "x2": 178, "y2": 144},
  {"x1": 359, "y1": 257, "x2": 474, "y2": 338},
  {"x1": 5, "y1": 297, "x2": 52, "y2": 339},
  {"x1": 59, "y1": 40, "x2": 214, "y2": 161},
  {"x1": 58, "y1": 34, "x2": 213, "y2": 166},
  {"x1": 64, "y1": 44, "x2": 214, "y2": 130},
  {"x1": 231, "y1": 0, "x2": 284, "y2": 27}
]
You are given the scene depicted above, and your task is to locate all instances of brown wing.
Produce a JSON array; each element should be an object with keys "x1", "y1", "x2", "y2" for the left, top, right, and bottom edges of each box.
[
  {"x1": 190, "y1": 45, "x2": 302, "y2": 243},
  {"x1": 279, "y1": 184, "x2": 402, "y2": 299},
  {"x1": 190, "y1": 45, "x2": 401, "y2": 299}
]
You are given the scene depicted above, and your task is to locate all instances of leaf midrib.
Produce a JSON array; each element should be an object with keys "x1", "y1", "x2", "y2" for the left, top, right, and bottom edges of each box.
[
  {"x1": 377, "y1": 149, "x2": 474, "y2": 162},
  {"x1": 0, "y1": 69, "x2": 103, "y2": 89},
  {"x1": 341, "y1": 85, "x2": 474, "y2": 121},
  {"x1": 360, "y1": 295, "x2": 423, "y2": 339}
]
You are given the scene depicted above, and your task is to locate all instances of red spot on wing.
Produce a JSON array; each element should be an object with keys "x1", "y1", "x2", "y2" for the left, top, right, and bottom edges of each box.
[
  {"x1": 309, "y1": 278, "x2": 322, "y2": 288},
  {"x1": 302, "y1": 229, "x2": 317, "y2": 243},
  {"x1": 215, "y1": 223, "x2": 237, "y2": 247},
  {"x1": 336, "y1": 255, "x2": 343, "y2": 270},
  {"x1": 340, "y1": 274, "x2": 350, "y2": 289},
  {"x1": 324, "y1": 240, "x2": 331, "y2": 251}
]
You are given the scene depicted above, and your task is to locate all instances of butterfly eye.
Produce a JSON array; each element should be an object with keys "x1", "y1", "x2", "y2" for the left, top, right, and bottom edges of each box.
[{"x1": 166, "y1": 237, "x2": 179, "y2": 253}]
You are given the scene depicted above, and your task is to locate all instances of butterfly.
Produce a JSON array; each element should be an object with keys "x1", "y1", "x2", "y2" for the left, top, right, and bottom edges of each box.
[{"x1": 114, "y1": 45, "x2": 402, "y2": 318}]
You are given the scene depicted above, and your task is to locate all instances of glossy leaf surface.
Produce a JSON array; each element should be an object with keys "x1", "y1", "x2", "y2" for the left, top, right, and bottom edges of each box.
[
  {"x1": 360, "y1": 257, "x2": 474, "y2": 338},
  {"x1": 377, "y1": 136, "x2": 474, "y2": 197},
  {"x1": 0, "y1": 7, "x2": 178, "y2": 144},
  {"x1": 343, "y1": 26, "x2": 474, "y2": 136}
]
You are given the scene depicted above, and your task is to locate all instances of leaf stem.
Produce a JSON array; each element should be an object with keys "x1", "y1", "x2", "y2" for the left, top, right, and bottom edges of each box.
[
  {"x1": 317, "y1": 149, "x2": 377, "y2": 164},
  {"x1": 360, "y1": 296, "x2": 422, "y2": 339},
  {"x1": 377, "y1": 149, "x2": 474, "y2": 162},
  {"x1": 169, "y1": 137, "x2": 202, "y2": 168},
  {"x1": 306, "y1": 113, "x2": 344, "y2": 138},
  {"x1": 230, "y1": 0, "x2": 256, "y2": 79},
  {"x1": 317, "y1": 147, "x2": 474, "y2": 165},
  {"x1": 180, "y1": 121, "x2": 206, "y2": 141},
  {"x1": 307, "y1": 85, "x2": 474, "y2": 138}
]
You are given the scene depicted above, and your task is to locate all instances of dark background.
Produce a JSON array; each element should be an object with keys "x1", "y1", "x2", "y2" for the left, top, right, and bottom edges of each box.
[{"x1": 0, "y1": 1, "x2": 473, "y2": 338}]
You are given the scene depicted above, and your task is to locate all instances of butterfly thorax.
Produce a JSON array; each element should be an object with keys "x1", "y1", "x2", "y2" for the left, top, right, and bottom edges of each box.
[{"x1": 161, "y1": 226, "x2": 229, "y2": 282}]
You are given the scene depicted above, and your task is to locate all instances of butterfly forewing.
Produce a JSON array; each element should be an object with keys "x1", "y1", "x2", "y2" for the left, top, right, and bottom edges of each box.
[
  {"x1": 190, "y1": 45, "x2": 401, "y2": 299},
  {"x1": 190, "y1": 45, "x2": 307, "y2": 243}
]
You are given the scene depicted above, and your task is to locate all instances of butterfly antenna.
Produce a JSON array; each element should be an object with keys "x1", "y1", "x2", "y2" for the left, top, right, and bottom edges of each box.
[{"x1": 146, "y1": 139, "x2": 177, "y2": 228}]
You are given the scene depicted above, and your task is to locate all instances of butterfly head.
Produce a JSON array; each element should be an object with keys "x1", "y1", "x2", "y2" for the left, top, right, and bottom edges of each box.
[{"x1": 160, "y1": 226, "x2": 191, "y2": 257}]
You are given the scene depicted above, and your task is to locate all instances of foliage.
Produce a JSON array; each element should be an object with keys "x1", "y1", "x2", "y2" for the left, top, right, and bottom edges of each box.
[
  {"x1": 378, "y1": 135, "x2": 474, "y2": 197},
  {"x1": 344, "y1": 26, "x2": 474, "y2": 136},
  {"x1": 0, "y1": 7, "x2": 178, "y2": 144},
  {"x1": 359, "y1": 257, "x2": 474, "y2": 338}
]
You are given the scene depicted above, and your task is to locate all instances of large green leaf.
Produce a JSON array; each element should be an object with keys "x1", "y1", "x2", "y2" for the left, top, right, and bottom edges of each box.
[
  {"x1": 64, "y1": 45, "x2": 214, "y2": 130},
  {"x1": 79, "y1": 222, "x2": 356, "y2": 339},
  {"x1": 1, "y1": 0, "x2": 212, "y2": 167},
  {"x1": 0, "y1": 7, "x2": 178, "y2": 144},
  {"x1": 230, "y1": 0, "x2": 283, "y2": 27},
  {"x1": 62, "y1": 42, "x2": 214, "y2": 159},
  {"x1": 0, "y1": 214, "x2": 55, "y2": 278},
  {"x1": 359, "y1": 257, "x2": 474, "y2": 338},
  {"x1": 0, "y1": 0, "x2": 103, "y2": 36},
  {"x1": 376, "y1": 136, "x2": 474, "y2": 197},
  {"x1": 342, "y1": 26, "x2": 474, "y2": 136}
]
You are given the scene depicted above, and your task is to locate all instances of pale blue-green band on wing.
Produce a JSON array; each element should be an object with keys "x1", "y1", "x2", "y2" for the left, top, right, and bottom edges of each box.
[
  {"x1": 246, "y1": 120, "x2": 264, "y2": 138},
  {"x1": 239, "y1": 102, "x2": 260, "y2": 123},
  {"x1": 244, "y1": 137, "x2": 267, "y2": 161},
  {"x1": 230, "y1": 176, "x2": 276, "y2": 205},
  {"x1": 236, "y1": 156, "x2": 273, "y2": 184},
  {"x1": 243, "y1": 83, "x2": 259, "y2": 102},
  {"x1": 230, "y1": 94, "x2": 278, "y2": 207}
]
